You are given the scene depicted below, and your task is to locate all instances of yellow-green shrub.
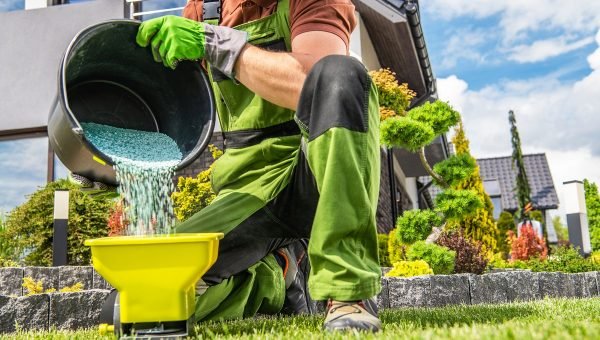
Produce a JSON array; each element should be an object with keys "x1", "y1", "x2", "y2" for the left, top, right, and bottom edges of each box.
[
  {"x1": 172, "y1": 145, "x2": 222, "y2": 221},
  {"x1": 388, "y1": 228, "x2": 405, "y2": 265},
  {"x1": 377, "y1": 233, "x2": 392, "y2": 267},
  {"x1": 386, "y1": 260, "x2": 433, "y2": 277},
  {"x1": 22, "y1": 277, "x2": 83, "y2": 296}
]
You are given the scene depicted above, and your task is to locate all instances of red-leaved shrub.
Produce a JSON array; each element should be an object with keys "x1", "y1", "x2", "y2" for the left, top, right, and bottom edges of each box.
[
  {"x1": 507, "y1": 224, "x2": 548, "y2": 261},
  {"x1": 436, "y1": 229, "x2": 488, "y2": 274},
  {"x1": 107, "y1": 200, "x2": 128, "y2": 236}
]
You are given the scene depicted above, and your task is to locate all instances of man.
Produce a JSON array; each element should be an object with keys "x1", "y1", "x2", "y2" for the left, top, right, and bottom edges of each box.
[{"x1": 136, "y1": 0, "x2": 382, "y2": 331}]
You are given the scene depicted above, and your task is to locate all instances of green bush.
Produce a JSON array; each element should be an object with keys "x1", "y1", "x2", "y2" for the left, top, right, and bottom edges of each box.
[
  {"x1": 490, "y1": 245, "x2": 600, "y2": 273},
  {"x1": 380, "y1": 116, "x2": 435, "y2": 152},
  {"x1": 369, "y1": 68, "x2": 415, "y2": 117},
  {"x1": 432, "y1": 154, "x2": 477, "y2": 188},
  {"x1": 496, "y1": 211, "x2": 516, "y2": 256},
  {"x1": 172, "y1": 145, "x2": 222, "y2": 221},
  {"x1": 407, "y1": 101, "x2": 461, "y2": 136},
  {"x1": 388, "y1": 228, "x2": 406, "y2": 265},
  {"x1": 386, "y1": 260, "x2": 433, "y2": 277},
  {"x1": 2, "y1": 179, "x2": 114, "y2": 266},
  {"x1": 0, "y1": 213, "x2": 16, "y2": 265},
  {"x1": 377, "y1": 233, "x2": 392, "y2": 267},
  {"x1": 395, "y1": 210, "x2": 441, "y2": 244},
  {"x1": 434, "y1": 189, "x2": 482, "y2": 221},
  {"x1": 406, "y1": 241, "x2": 456, "y2": 275}
]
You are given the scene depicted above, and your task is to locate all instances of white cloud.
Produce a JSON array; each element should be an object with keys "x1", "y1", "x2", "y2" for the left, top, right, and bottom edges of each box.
[
  {"x1": 424, "y1": 0, "x2": 600, "y2": 43},
  {"x1": 439, "y1": 29, "x2": 488, "y2": 69},
  {"x1": 437, "y1": 34, "x2": 600, "y2": 219},
  {"x1": 588, "y1": 31, "x2": 600, "y2": 69},
  {"x1": 508, "y1": 36, "x2": 595, "y2": 63}
]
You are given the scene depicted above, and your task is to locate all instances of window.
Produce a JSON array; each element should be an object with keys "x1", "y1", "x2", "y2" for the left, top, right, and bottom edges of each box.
[
  {"x1": 0, "y1": 137, "x2": 48, "y2": 213},
  {"x1": 483, "y1": 179, "x2": 502, "y2": 219}
]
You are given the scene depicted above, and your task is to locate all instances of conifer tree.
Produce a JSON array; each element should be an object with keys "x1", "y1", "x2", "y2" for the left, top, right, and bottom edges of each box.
[
  {"x1": 508, "y1": 110, "x2": 532, "y2": 219},
  {"x1": 584, "y1": 179, "x2": 600, "y2": 251},
  {"x1": 448, "y1": 122, "x2": 498, "y2": 254}
]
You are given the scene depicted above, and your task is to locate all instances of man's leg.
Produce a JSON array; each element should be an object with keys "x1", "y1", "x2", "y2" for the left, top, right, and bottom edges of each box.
[{"x1": 294, "y1": 55, "x2": 382, "y2": 330}]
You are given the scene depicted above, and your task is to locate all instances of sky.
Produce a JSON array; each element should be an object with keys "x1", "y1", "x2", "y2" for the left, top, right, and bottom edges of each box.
[{"x1": 420, "y1": 0, "x2": 600, "y2": 219}]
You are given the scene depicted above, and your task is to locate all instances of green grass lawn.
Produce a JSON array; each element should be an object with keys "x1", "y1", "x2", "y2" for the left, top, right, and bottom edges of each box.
[{"x1": 5, "y1": 298, "x2": 600, "y2": 339}]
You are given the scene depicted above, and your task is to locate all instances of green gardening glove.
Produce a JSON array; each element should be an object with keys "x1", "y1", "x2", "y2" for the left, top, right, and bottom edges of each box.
[{"x1": 136, "y1": 15, "x2": 248, "y2": 79}]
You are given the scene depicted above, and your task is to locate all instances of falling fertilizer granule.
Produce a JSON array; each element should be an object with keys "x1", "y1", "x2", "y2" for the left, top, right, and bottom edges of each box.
[{"x1": 82, "y1": 122, "x2": 182, "y2": 235}]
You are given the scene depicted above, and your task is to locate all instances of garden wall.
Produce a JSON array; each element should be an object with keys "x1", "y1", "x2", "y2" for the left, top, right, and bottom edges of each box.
[{"x1": 1, "y1": 267, "x2": 599, "y2": 333}]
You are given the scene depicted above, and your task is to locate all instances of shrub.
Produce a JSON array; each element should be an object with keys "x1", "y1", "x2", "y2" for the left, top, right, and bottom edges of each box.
[
  {"x1": 377, "y1": 233, "x2": 392, "y2": 267},
  {"x1": 107, "y1": 199, "x2": 128, "y2": 236},
  {"x1": 508, "y1": 224, "x2": 548, "y2": 261},
  {"x1": 368, "y1": 68, "x2": 415, "y2": 118},
  {"x1": 432, "y1": 154, "x2": 477, "y2": 188},
  {"x1": 386, "y1": 260, "x2": 433, "y2": 277},
  {"x1": 496, "y1": 211, "x2": 516, "y2": 256},
  {"x1": 407, "y1": 101, "x2": 461, "y2": 136},
  {"x1": 380, "y1": 116, "x2": 435, "y2": 152},
  {"x1": 434, "y1": 189, "x2": 482, "y2": 221},
  {"x1": 172, "y1": 145, "x2": 222, "y2": 221},
  {"x1": 436, "y1": 230, "x2": 488, "y2": 274},
  {"x1": 388, "y1": 228, "x2": 406, "y2": 265},
  {"x1": 406, "y1": 241, "x2": 455, "y2": 275},
  {"x1": 395, "y1": 210, "x2": 441, "y2": 244},
  {"x1": 3, "y1": 179, "x2": 114, "y2": 266},
  {"x1": 529, "y1": 245, "x2": 600, "y2": 273}
]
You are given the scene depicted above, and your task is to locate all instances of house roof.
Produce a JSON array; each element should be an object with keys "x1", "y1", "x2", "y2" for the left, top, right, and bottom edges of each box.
[
  {"x1": 420, "y1": 153, "x2": 559, "y2": 212},
  {"x1": 477, "y1": 153, "x2": 559, "y2": 211},
  {"x1": 352, "y1": 0, "x2": 436, "y2": 102}
]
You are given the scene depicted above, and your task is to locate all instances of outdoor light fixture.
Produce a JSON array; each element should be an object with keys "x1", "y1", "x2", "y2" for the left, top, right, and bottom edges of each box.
[
  {"x1": 53, "y1": 189, "x2": 69, "y2": 266},
  {"x1": 563, "y1": 180, "x2": 592, "y2": 256}
]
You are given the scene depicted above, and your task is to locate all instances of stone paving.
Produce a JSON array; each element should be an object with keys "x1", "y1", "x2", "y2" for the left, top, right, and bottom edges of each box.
[{"x1": 1, "y1": 267, "x2": 599, "y2": 333}]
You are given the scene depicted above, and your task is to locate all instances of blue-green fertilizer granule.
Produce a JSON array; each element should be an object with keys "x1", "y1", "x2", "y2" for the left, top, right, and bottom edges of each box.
[{"x1": 82, "y1": 122, "x2": 182, "y2": 236}]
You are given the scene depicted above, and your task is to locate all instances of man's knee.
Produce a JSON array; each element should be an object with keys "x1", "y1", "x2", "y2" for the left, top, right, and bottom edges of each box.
[{"x1": 296, "y1": 55, "x2": 371, "y2": 140}]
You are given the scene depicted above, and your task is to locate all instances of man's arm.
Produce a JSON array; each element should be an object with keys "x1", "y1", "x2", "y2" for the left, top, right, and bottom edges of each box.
[{"x1": 233, "y1": 31, "x2": 348, "y2": 111}]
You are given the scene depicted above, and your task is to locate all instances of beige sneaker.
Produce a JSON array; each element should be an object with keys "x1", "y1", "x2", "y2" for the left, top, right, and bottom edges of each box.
[{"x1": 323, "y1": 299, "x2": 382, "y2": 332}]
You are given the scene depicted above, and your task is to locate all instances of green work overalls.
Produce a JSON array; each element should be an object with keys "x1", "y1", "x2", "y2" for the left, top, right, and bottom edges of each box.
[{"x1": 176, "y1": 0, "x2": 382, "y2": 321}]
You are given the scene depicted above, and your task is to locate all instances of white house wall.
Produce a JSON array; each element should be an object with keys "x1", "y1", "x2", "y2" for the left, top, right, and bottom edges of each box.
[
  {"x1": 0, "y1": 0, "x2": 124, "y2": 132},
  {"x1": 349, "y1": 12, "x2": 381, "y2": 71}
]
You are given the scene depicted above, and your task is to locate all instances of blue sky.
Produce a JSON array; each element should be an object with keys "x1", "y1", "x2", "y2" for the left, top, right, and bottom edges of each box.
[{"x1": 420, "y1": 0, "x2": 600, "y2": 217}]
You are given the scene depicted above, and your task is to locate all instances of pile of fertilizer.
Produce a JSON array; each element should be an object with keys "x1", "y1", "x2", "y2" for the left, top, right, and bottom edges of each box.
[{"x1": 82, "y1": 122, "x2": 182, "y2": 235}]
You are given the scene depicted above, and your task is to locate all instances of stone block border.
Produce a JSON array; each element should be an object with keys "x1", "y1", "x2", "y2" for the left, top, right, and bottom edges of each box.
[{"x1": 1, "y1": 267, "x2": 599, "y2": 334}]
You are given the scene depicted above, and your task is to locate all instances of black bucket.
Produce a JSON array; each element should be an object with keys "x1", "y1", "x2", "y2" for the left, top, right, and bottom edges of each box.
[{"x1": 48, "y1": 20, "x2": 215, "y2": 186}]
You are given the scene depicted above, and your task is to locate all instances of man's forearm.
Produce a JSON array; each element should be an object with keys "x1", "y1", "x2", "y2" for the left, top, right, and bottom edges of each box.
[{"x1": 233, "y1": 44, "x2": 321, "y2": 111}]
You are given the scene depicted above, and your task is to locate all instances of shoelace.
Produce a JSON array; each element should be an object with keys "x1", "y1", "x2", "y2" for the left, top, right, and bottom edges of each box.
[{"x1": 327, "y1": 300, "x2": 365, "y2": 314}]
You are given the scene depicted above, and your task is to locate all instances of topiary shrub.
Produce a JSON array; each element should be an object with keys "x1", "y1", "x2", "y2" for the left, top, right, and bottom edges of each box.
[
  {"x1": 406, "y1": 241, "x2": 455, "y2": 275},
  {"x1": 386, "y1": 260, "x2": 433, "y2": 277},
  {"x1": 395, "y1": 209, "x2": 442, "y2": 244},
  {"x1": 3, "y1": 179, "x2": 114, "y2": 266},
  {"x1": 172, "y1": 145, "x2": 222, "y2": 221},
  {"x1": 434, "y1": 189, "x2": 483, "y2": 221},
  {"x1": 436, "y1": 230, "x2": 488, "y2": 274},
  {"x1": 377, "y1": 233, "x2": 392, "y2": 267}
]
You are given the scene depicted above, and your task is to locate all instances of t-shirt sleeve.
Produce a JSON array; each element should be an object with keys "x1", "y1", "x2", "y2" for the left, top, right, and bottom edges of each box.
[
  {"x1": 182, "y1": 0, "x2": 203, "y2": 22},
  {"x1": 290, "y1": 0, "x2": 357, "y2": 49}
]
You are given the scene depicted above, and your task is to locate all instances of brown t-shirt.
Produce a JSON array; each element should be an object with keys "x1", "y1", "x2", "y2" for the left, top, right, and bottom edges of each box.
[{"x1": 183, "y1": 0, "x2": 356, "y2": 48}]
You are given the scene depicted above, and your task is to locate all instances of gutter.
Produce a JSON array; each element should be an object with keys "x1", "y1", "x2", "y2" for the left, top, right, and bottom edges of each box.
[{"x1": 403, "y1": 0, "x2": 437, "y2": 108}]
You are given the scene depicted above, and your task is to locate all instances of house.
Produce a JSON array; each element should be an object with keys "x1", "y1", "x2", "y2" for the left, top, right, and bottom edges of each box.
[
  {"x1": 0, "y1": 0, "x2": 446, "y2": 234},
  {"x1": 422, "y1": 152, "x2": 560, "y2": 231},
  {"x1": 477, "y1": 153, "x2": 559, "y2": 221}
]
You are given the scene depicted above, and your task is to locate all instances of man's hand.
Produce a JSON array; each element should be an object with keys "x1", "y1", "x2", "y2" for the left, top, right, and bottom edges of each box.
[{"x1": 136, "y1": 15, "x2": 247, "y2": 78}]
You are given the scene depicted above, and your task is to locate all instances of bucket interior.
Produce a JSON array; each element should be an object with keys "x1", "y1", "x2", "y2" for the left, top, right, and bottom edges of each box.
[{"x1": 62, "y1": 20, "x2": 214, "y2": 168}]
